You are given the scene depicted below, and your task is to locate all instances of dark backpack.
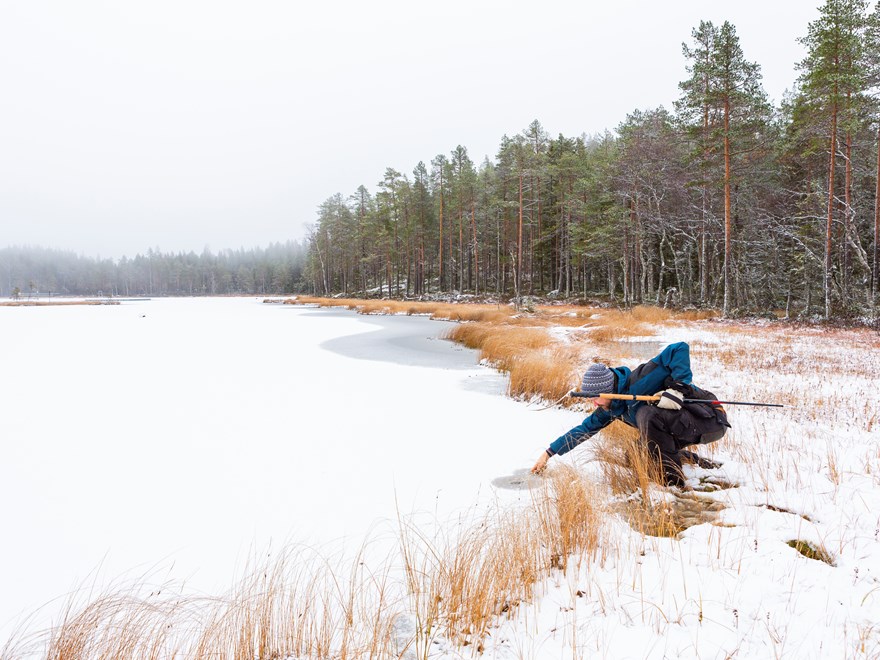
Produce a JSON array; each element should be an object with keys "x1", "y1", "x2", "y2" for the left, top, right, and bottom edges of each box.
[{"x1": 665, "y1": 378, "x2": 731, "y2": 429}]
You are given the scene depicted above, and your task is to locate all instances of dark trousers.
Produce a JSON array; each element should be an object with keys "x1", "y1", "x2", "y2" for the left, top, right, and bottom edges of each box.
[{"x1": 634, "y1": 404, "x2": 728, "y2": 487}]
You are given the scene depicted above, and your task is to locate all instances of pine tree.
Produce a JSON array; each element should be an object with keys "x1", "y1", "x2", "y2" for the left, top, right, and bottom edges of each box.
[
  {"x1": 798, "y1": 0, "x2": 869, "y2": 318},
  {"x1": 677, "y1": 21, "x2": 718, "y2": 304},
  {"x1": 449, "y1": 146, "x2": 476, "y2": 292},
  {"x1": 411, "y1": 162, "x2": 433, "y2": 295},
  {"x1": 523, "y1": 120, "x2": 550, "y2": 293},
  {"x1": 430, "y1": 155, "x2": 449, "y2": 292},
  {"x1": 678, "y1": 20, "x2": 771, "y2": 316}
]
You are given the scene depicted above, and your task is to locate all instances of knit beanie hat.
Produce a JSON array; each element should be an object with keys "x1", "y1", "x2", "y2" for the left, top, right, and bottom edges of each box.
[{"x1": 580, "y1": 363, "x2": 615, "y2": 397}]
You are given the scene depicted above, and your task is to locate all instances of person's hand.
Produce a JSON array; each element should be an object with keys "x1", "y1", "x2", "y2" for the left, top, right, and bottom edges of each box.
[
  {"x1": 531, "y1": 451, "x2": 550, "y2": 474},
  {"x1": 656, "y1": 389, "x2": 684, "y2": 410}
]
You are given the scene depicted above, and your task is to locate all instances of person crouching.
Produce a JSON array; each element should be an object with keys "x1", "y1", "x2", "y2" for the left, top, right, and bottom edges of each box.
[{"x1": 531, "y1": 342, "x2": 730, "y2": 488}]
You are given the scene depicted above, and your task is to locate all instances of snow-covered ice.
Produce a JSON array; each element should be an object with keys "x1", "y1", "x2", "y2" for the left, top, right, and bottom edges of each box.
[{"x1": 0, "y1": 297, "x2": 580, "y2": 644}]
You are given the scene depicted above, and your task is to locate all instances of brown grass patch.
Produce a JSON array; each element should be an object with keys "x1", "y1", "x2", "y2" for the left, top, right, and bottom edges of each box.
[
  {"x1": 614, "y1": 493, "x2": 726, "y2": 538},
  {"x1": 289, "y1": 297, "x2": 516, "y2": 324},
  {"x1": 584, "y1": 306, "x2": 668, "y2": 341},
  {"x1": 289, "y1": 297, "x2": 715, "y2": 333},
  {"x1": 674, "y1": 308, "x2": 720, "y2": 321},
  {"x1": 578, "y1": 306, "x2": 720, "y2": 341},
  {"x1": 427, "y1": 304, "x2": 513, "y2": 324},
  {"x1": 443, "y1": 322, "x2": 495, "y2": 351},
  {"x1": 444, "y1": 323, "x2": 551, "y2": 366},
  {"x1": 478, "y1": 327, "x2": 552, "y2": 369},
  {"x1": 507, "y1": 350, "x2": 578, "y2": 401},
  {"x1": 444, "y1": 323, "x2": 579, "y2": 401}
]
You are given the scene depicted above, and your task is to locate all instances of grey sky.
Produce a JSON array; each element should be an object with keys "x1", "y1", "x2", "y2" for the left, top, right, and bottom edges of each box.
[{"x1": 1, "y1": 1, "x2": 821, "y2": 260}]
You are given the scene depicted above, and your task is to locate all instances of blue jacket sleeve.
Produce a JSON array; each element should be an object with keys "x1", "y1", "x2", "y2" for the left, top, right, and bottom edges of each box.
[
  {"x1": 653, "y1": 342, "x2": 693, "y2": 385},
  {"x1": 548, "y1": 408, "x2": 613, "y2": 456}
]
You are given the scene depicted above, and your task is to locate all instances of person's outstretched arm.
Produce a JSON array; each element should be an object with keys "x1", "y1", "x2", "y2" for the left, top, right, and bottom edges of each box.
[{"x1": 531, "y1": 408, "x2": 612, "y2": 473}]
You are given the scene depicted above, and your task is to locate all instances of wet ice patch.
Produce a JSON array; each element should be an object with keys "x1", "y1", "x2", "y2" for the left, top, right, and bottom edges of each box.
[{"x1": 491, "y1": 468, "x2": 544, "y2": 491}]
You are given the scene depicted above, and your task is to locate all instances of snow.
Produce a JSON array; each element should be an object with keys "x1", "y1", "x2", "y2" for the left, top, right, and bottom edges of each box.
[
  {"x1": 2, "y1": 297, "x2": 880, "y2": 658},
  {"x1": 0, "y1": 298, "x2": 580, "y2": 645}
]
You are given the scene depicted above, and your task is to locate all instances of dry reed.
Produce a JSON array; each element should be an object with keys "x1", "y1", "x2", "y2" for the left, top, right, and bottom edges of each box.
[
  {"x1": 6, "y1": 545, "x2": 403, "y2": 660},
  {"x1": 289, "y1": 296, "x2": 515, "y2": 324},
  {"x1": 398, "y1": 465, "x2": 605, "y2": 650},
  {"x1": 444, "y1": 322, "x2": 581, "y2": 402},
  {"x1": 506, "y1": 350, "x2": 578, "y2": 401},
  {"x1": 593, "y1": 421, "x2": 664, "y2": 498}
]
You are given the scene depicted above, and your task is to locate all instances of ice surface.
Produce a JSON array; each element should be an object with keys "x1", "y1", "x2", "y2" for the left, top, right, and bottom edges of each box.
[{"x1": 0, "y1": 298, "x2": 582, "y2": 642}]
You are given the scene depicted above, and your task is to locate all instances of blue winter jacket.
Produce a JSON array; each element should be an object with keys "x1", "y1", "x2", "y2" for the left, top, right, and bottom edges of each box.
[{"x1": 548, "y1": 342, "x2": 694, "y2": 457}]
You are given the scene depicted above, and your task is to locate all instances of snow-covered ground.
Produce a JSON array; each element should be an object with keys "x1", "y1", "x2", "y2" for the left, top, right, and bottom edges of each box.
[
  {"x1": 471, "y1": 321, "x2": 880, "y2": 659},
  {"x1": 2, "y1": 297, "x2": 879, "y2": 658}
]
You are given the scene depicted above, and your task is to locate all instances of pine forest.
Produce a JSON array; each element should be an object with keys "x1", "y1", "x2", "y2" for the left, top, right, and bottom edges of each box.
[{"x1": 305, "y1": 2, "x2": 880, "y2": 320}]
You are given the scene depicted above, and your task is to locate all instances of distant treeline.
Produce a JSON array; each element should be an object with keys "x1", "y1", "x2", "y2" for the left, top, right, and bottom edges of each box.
[
  {"x1": 0, "y1": 243, "x2": 308, "y2": 297},
  {"x1": 305, "y1": 2, "x2": 880, "y2": 320}
]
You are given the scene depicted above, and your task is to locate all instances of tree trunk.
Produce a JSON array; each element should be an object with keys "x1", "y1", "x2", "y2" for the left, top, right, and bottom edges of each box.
[
  {"x1": 825, "y1": 94, "x2": 838, "y2": 321},
  {"x1": 874, "y1": 122, "x2": 880, "y2": 304},
  {"x1": 471, "y1": 202, "x2": 479, "y2": 294},
  {"x1": 701, "y1": 63, "x2": 710, "y2": 305},
  {"x1": 517, "y1": 174, "x2": 524, "y2": 298},
  {"x1": 496, "y1": 212, "x2": 502, "y2": 294},
  {"x1": 844, "y1": 127, "x2": 853, "y2": 300},
  {"x1": 438, "y1": 177, "x2": 444, "y2": 292},
  {"x1": 458, "y1": 202, "x2": 464, "y2": 292},
  {"x1": 537, "y1": 175, "x2": 543, "y2": 292},
  {"x1": 722, "y1": 96, "x2": 732, "y2": 317}
]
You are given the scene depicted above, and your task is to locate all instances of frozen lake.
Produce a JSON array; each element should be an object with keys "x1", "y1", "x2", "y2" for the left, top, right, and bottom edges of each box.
[{"x1": 0, "y1": 297, "x2": 582, "y2": 641}]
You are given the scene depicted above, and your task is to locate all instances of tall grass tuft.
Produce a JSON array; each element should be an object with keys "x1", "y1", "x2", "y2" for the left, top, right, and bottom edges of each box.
[
  {"x1": 444, "y1": 323, "x2": 580, "y2": 402},
  {"x1": 398, "y1": 466, "x2": 604, "y2": 651},
  {"x1": 478, "y1": 327, "x2": 551, "y2": 371},
  {"x1": 507, "y1": 350, "x2": 577, "y2": 401},
  {"x1": 398, "y1": 509, "x2": 543, "y2": 652},
  {"x1": 8, "y1": 546, "x2": 403, "y2": 660},
  {"x1": 538, "y1": 465, "x2": 605, "y2": 571},
  {"x1": 593, "y1": 421, "x2": 664, "y2": 497}
]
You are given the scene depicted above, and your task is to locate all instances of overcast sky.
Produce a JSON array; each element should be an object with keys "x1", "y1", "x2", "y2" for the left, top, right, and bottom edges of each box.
[{"x1": 0, "y1": 1, "x2": 824, "y2": 260}]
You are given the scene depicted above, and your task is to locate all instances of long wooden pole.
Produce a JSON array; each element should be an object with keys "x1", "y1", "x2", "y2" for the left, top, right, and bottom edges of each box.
[{"x1": 568, "y1": 391, "x2": 784, "y2": 407}]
